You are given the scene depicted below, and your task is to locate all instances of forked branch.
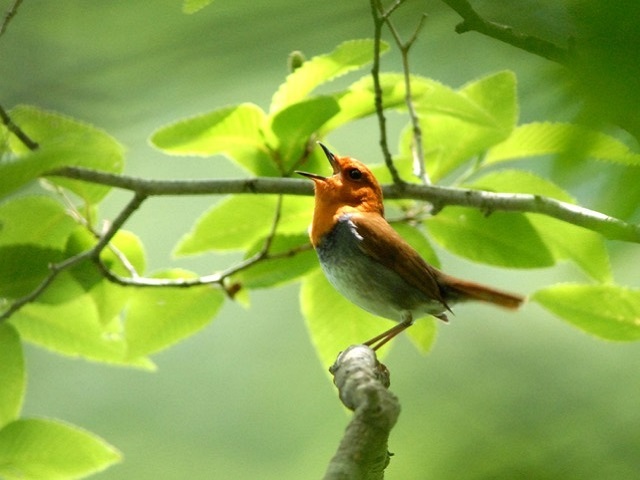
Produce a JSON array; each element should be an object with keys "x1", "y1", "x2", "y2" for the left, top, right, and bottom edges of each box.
[{"x1": 440, "y1": 0, "x2": 571, "y2": 64}]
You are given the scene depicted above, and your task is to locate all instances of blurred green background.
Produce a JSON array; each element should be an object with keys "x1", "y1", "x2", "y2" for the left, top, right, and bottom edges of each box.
[{"x1": 2, "y1": 0, "x2": 639, "y2": 478}]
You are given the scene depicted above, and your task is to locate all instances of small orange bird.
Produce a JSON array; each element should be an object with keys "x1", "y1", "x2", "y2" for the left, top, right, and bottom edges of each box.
[{"x1": 297, "y1": 143, "x2": 524, "y2": 350}]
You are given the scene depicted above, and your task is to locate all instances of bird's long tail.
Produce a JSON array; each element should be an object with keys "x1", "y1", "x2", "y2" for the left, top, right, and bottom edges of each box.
[{"x1": 441, "y1": 276, "x2": 525, "y2": 310}]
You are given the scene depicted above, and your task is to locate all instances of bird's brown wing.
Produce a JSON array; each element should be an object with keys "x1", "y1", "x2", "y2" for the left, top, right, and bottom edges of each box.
[{"x1": 349, "y1": 212, "x2": 451, "y2": 311}]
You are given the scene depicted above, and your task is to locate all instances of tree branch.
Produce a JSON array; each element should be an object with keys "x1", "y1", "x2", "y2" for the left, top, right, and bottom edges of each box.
[
  {"x1": 325, "y1": 345, "x2": 399, "y2": 480},
  {"x1": 440, "y1": 0, "x2": 571, "y2": 65},
  {"x1": 382, "y1": 8, "x2": 430, "y2": 184},
  {"x1": 370, "y1": 0, "x2": 404, "y2": 185},
  {"x1": 48, "y1": 167, "x2": 640, "y2": 243},
  {"x1": 0, "y1": 0, "x2": 23, "y2": 39},
  {"x1": 0, "y1": 192, "x2": 147, "y2": 322},
  {"x1": 0, "y1": 104, "x2": 39, "y2": 150}
]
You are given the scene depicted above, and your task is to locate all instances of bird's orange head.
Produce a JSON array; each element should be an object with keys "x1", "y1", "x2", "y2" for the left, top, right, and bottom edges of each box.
[{"x1": 297, "y1": 143, "x2": 384, "y2": 246}]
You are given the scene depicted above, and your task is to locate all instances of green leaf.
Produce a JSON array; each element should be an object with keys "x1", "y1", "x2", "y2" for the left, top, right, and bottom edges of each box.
[
  {"x1": 270, "y1": 39, "x2": 387, "y2": 113},
  {"x1": 125, "y1": 269, "x2": 224, "y2": 359},
  {"x1": 0, "y1": 324, "x2": 24, "y2": 429},
  {"x1": 426, "y1": 207, "x2": 554, "y2": 268},
  {"x1": 533, "y1": 284, "x2": 640, "y2": 341},
  {"x1": 532, "y1": 218, "x2": 612, "y2": 281},
  {"x1": 270, "y1": 96, "x2": 340, "y2": 171},
  {"x1": 390, "y1": 222, "x2": 440, "y2": 268},
  {"x1": 0, "y1": 245, "x2": 62, "y2": 299},
  {"x1": 301, "y1": 269, "x2": 401, "y2": 367},
  {"x1": 175, "y1": 195, "x2": 278, "y2": 254},
  {"x1": 60, "y1": 228, "x2": 145, "y2": 324},
  {"x1": 5, "y1": 106, "x2": 124, "y2": 203},
  {"x1": 150, "y1": 103, "x2": 278, "y2": 176},
  {"x1": 470, "y1": 170, "x2": 612, "y2": 282},
  {"x1": 471, "y1": 169, "x2": 573, "y2": 202},
  {"x1": 0, "y1": 418, "x2": 120, "y2": 480},
  {"x1": 402, "y1": 71, "x2": 517, "y2": 182},
  {"x1": 460, "y1": 70, "x2": 518, "y2": 130},
  {"x1": 182, "y1": 0, "x2": 214, "y2": 14},
  {"x1": 175, "y1": 195, "x2": 313, "y2": 255},
  {"x1": 0, "y1": 196, "x2": 77, "y2": 250},
  {"x1": 70, "y1": 236, "x2": 139, "y2": 337},
  {"x1": 321, "y1": 73, "x2": 435, "y2": 134},
  {"x1": 231, "y1": 234, "x2": 316, "y2": 289},
  {"x1": 99, "y1": 229, "x2": 146, "y2": 278},
  {"x1": 485, "y1": 122, "x2": 640, "y2": 166},
  {"x1": 9, "y1": 279, "x2": 148, "y2": 367}
]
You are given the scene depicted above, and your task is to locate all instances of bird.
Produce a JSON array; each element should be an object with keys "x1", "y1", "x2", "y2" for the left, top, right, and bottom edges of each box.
[{"x1": 296, "y1": 143, "x2": 525, "y2": 350}]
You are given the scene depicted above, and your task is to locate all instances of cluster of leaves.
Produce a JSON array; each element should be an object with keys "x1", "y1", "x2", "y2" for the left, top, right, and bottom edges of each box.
[
  {"x1": 2, "y1": 38, "x2": 640, "y2": 477},
  {"x1": 152, "y1": 40, "x2": 640, "y2": 360}
]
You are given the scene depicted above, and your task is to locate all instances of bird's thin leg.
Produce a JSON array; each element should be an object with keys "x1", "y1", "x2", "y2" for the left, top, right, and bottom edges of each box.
[{"x1": 364, "y1": 313, "x2": 413, "y2": 351}]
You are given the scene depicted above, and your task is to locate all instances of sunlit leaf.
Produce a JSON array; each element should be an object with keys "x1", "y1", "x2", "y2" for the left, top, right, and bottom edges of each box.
[
  {"x1": 270, "y1": 39, "x2": 387, "y2": 112},
  {"x1": 0, "y1": 196, "x2": 76, "y2": 250},
  {"x1": 175, "y1": 194, "x2": 313, "y2": 255},
  {"x1": 54, "y1": 228, "x2": 145, "y2": 325},
  {"x1": 320, "y1": 73, "x2": 435, "y2": 134},
  {"x1": 9, "y1": 281, "x2": 149, "y2": 368},
  {"x1": 390, "y1": 222, "x2": 440, "y2": 268},
  {"x1": 426, "y1": 207, "x2": 554, "y2": 268},
  {"x1": 460, "y1": 70, "x2": 518, "y2": 130},
  {"x1": 232, "y1": 234, "x2": 316, "y2": 289},
  {"x1": 100, "y1": 230, "x2": 147, "y2": 278},
  {"x1": 175, "y1": 195, "x2": 277, "y2": 254},
  {"x1": 485, "y1": 122, "x2": 640, "y2": 166},
  {"x1": 5, "y1": 106, "x2": 124, "y2": 203},
  {"x1": 182, "y1": 0, "x2": 214, "y2": 14},
  {"x1": 150, "y1": 103, "x2": 277, "y2": 176},
  {"x1": 470, "y1": 170, "x2": 612, "y2": 281},
  {"x1": 0, "y1": 324, "x2": 24, "y2": 429},
  {"x1": 0, "y1": 418, "x2": 120, "y2": 480},
  {"x1": 270, "y1": 96, "x2": 340, "y2": 171},
  {"x1": 534, "y1": 284, "x2": 640, "y2": 341},
  {"x1": 125, "y1": 269, "x2": 224, "y2": 359},
  {"x1": 401, "y1": 71, "x2": 517, "y2": 181}
]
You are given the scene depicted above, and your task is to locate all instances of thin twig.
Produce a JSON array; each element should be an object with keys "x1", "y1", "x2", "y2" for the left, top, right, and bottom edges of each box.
[
  {"x1": 382, "y1": 8, "x2": 430, "y2": 184},
  {"x1": 93, "y1": 192, "x2": 147, "y2": 254},
  {"x1": 0, "y1": 0, "x2": 23, "y2": 38},
  {"x1": 0, "y1": 104, "x2": 39, "y2": 150},
  {"x1": 52, "y1": 182, "x2": 141, "y2": 278},
  {"x1": 95, "y1": 241, "x2": 313, "y2": 289},
  {"x1": 93, "y1": 193, "x2": 310, "y2": 290},
  {"x1": 0, "y1": 192, "x2": 147, "y2": 322},
  {"x1": 0, "y1": 251, "x2": 92, "y2": 322},
  {"x1": 258, "y1": 194, "x2": 284, "y2": 256},
  {"x1": 370, "y1": 0, "x2": 403, "y2": 185},
  {"x1": 440, "y1": 0, "x2": 570, "y2": 65}
]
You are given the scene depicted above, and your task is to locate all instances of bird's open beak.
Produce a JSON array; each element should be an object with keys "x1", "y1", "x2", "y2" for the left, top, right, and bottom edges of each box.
[
  {"x1": 318, "y1": 142, "x2": 341, "y2": 175},
  {"x1": 295, "y1": 142, "x2": 339, "y2": 181}
]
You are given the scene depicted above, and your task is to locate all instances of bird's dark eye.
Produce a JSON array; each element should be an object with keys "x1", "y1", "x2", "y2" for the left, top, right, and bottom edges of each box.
[{"x1": 348, "y1": 168, "x2": 362, "y2": 180}]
